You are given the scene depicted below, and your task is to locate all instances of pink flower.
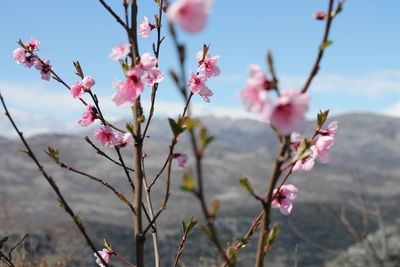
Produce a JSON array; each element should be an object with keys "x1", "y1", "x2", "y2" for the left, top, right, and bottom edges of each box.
[
  {"x1": 78, "y1": 105, "x2": 97, "y2": 127},
  {"x1": 167, "y1": 0, "x2": 212, "y2": 33},
  {"x1": 94, "y1": 126, "x2": 117, "y2": 147},
  {"x1": 81, "y1": 76, "x2": 96, "y2": 90},
  {"x1": 13, "y1": 48, "x2": 26, "y2": 64},
  {"x1": 268, "y1": 89, "x2": 310, "y2": 135},
  {"x1": 24, "y1": 39, "x2": 40, "y2": 52},
  {"x1": 187, "y1": 72, "x2": 207, "y2": 94},
  {"x1": 292, "y1": 155, "x2": 315, "y2": 172},
  {"x1": 71, "y1": 82, "x2": 85, "y2": 98},
  {"x1": 246, "y1": 64, "x2": 271, "y2": 90},
  {"x1": 34, "y1": 58, "x2": 52, "y2": 81},
  {"x1": 319, "y1": 121, "x2": 338, "y2": 137},
  {"x1": 196, "y1": 50, "x2": 220, "y2": 78},
  {"x1": 94, "y1": 248, "x2": 112, "y2": 267},
  {"x1": 314, "y1": 11, "x2": 328, "y2": 20},
  {"x1": 238, "y1": 87, "x2": 269, "y2": 113},
  {"x1": 271, "y1": 184, "x2": 298, "y2": 215},
  {"x1": 112, "y1": 68, "x2": 144, "y2": 106},
  {"x1": 138, "y1": 16, "x2": 152, "y2": 38},
  {"x1": 24, "y1": 56, "x2": 37, "y2": 68},
  {"x1": 174, "y1": 153, "x2": 188, "y2": 168},
  {"x1": 140, "y1": 53, "x2": 158, "y2": 71},
  {"x1": 109, "y1": 43, "x2": 131, "y2": 61},
  {"x1": 314, "y1": 135, "x2": 335, "y2": 163},
  {"x1": 198, "y1": 86, "x2": 213, "y2": 102},
  {"x1": 142, "y1": 67, "x2": 164, "y2": 86},
  {"x1": 116, "y1": 133, "x2": 133, "y2": 147}
]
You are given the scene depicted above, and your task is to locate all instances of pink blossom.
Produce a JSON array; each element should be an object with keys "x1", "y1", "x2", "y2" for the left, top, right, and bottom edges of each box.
[
  {"x1": 167, "y1": 0, "x2": 211, "y2": 33},
  {"x1": 196, "y1": 50, "x2": 220, "y2": 78},
  {"x1": 34, "y1": 58, "x2": 52, "y2": 81},
  {"x1": 187, "y1": 72, "x2": 207, "y2": 94},
  {"x1": 13, "y1": 48, "x2": 26, "y2": 64},
  {"x1": 174, "y1": 153, "x2": 188, "y2": 168},
  {"x1": 94, "y1": 248, "x2": 112, "y2": 267},
  {"x1": 268, "y1": 89, "x2": 310, "y2": 135},
  {"x1": 116, "y1": 133, "x2": 133, "y2": 147},
  {"x1": 292, "y1": 155, "x2": 315, "y2": 172},
  {"x1": 319, "y1": 121, "x2": 338, "y2": 137},
  {"x1": 290, "y1": 132, "x2": 316, "y2": 172},
  {"x1": 112, "y1": 68, "x2": 144, "y2": 106},
  {"x1": 71, "y1": 82, "x2": 85, "y2": 98},
  {"x1": 246, "y1": 64, "x2": 271, "y2": 90},
  {"x1": 138, "y1": 16, "x2": 152, "y2": 38},
  {"x1": 140, "y1": 53, "x2": 158, "y2": 71},
  {"x1": 314, "y1": 135, "x2": 335, "y2": 163},
  {"x1": 198, "y1": 86, "x2": 213, "y2": 102},
  {"x1": 271, "y1": 184, "x2": 298, "y2": 215},
  {"x1": 81, "y1": 76, "x2": 96, "y2": 90},
  {"x1": 314, "y1": 11, "x2": 327, "y2": 20},
  {"x1": 78, "y1": 105, "x2": 97, "y2": 127},
  {"x1": 143, "y1": 67, "x2": 164, "y2": 86},
  {"x1": 94, "y1": 126, "x2": 117, "y2": 147},
  {"x1": 24, "y1": 39, "x2": 40, "y2": 52},
  {"x1": 24, "y1": 56, "x2": 37, "y2": 68},
  {"x1": 238, "y1": 87, "x2": 269, "y2": 113},
  {"x1": 109, "y1": 43, "x2": 131, "y2": 61}
]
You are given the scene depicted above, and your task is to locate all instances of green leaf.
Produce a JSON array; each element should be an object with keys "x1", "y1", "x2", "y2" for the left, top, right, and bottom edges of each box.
[
  {"x1": 317, "y1": 109, "x2": 330, "y2": 128},
  {"x1": 320, "y1": 40, "x2": 333, "y2": 51},
  {"x1": 180, "y1": 117, "x2": 199, "y2": 130},
  {"x1": 239, "y1": 177, "x2": 254, "y2": 195},
  {"x1": 199, "y1": 126, "x2": 214, "y2": 150},
  {"x1": 293, "y1": 139, "x2": 313, "y2": 161},
  {"x1": 44, "y1": 147, "x2": 60, "y2": 164},
  {"x1": 180, "y1": 170, "x2": 195, "y2": 191},
  {"x1": 73, "y1": 61, "x2": 84, "y2": 79},
  {"x1": 210, "y1": 199, "x2": 220, "y2": 216},
  {"x1": 0, "y1": 236, "x2": 8, "y2": 250},
  {"x1": 125, "y1": 123, "x2": 134, "y2": 135},
  {"x1": 265, "y1": 223, "x2": 279, "y2": 250},
  {"x1": 184, "y1": 217, "x2": 198, "y2": 235},
  {"x1": 168, "y1": 118, "x2": 184, "y2": 137},
  {"x1": 103, "y1": 239, "x2": 112, "y2": 250},
  {"x1": 333, "y1": 1, "x2": 343, "y2": 17},
  {"x1": 169, "y1": 70, "x2": 180, "y2": 87}
]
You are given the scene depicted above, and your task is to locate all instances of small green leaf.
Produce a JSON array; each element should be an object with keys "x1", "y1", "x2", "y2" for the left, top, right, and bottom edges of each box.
[
  {"x1": 168, "y1": 118, "x2": 185, "y2": 137},
  {"x1": 180, "y1": 170, "x2": 195, "y2": 191},
  {"x1": 199, "y1": 126, "x2": 214, "y2": 150},
  {"x1": 317, "y1": 109, "x2": 330, "y2": 128},
  {"x1": 73, "y1": 215, "x2": 83, "y2": 226},
  {"x1": 103, "y1": 239, "x2": 112, "y2": 250},
  {"x1": 265, "y1": 223, "x2": 279, "y2": 251},
  {"x1": 0, "y1": 236, "x2": 8, "y2": 250},
  {"x1": 293, "y1": 139, "x2": 313, "y2": 161},
  {"x1": 44, "y1": 147, "x2": 60, "y2": 164},
  {"x1": 239, "y1": 177, "x2": 254, "y2": 195},
  {"x1": 73, "y1": 61, "x2": 84, "y2": 79},
  {"x1": 180, "y1": 117, "x2": 199, "y2": 130},
  {"x1": 184, "y1": 217, "x2": 198, "y2": 235},
  {"x1": 210, "y1": 199, "x2": 220, "y2": 216},
  {"x1": 125, "y1": 123, "x2": 134, "y2": 134},
  {"x1": 333, "y1": 1, "x2": 343, "y2": 17},
  {"x1": 169, "y1": 70, "x2": 180, "y2": 87},
  {"x1": 320, "y1": 40, "x2": 333, "y2": 51}
]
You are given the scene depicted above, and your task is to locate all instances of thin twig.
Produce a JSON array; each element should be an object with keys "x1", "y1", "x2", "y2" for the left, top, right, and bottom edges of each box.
[
  {"x1": 301, "y1": 0, "x2": 335, "y2": 93},
  {"x1": 0, "y1": 92, "x2": 109, "y2": 267},
  {"x1": 98, "y1": 0, "x2": 130, "y2": 31},
  {"x1": 8, "y1": 234, "x2": 29, "y2": 262}
]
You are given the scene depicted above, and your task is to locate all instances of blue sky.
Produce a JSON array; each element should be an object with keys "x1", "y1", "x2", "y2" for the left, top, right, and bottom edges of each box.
[{"x1": 1, "y1": 0, "x2": 400, "y2": 136}]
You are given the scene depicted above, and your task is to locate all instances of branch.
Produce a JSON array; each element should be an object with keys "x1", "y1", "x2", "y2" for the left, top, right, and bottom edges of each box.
[
  {"x1": 98, "y1": 0, "x2": 130, "y2": 31},
  {"x1": 0, "y1": 92, "x2": 109, "y2": 267},
  {"x1": 301, "y1": 0, "x2": 335, "y2": 93}
]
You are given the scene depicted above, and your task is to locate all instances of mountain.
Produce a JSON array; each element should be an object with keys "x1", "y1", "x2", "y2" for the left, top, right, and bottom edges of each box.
[{"x1": 1, "y1": 112, "x2": 400, "y2": 266}]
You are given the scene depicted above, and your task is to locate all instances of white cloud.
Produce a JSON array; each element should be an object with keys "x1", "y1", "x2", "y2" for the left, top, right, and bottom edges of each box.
[{"x1": 381, "y1": 101, "x2": 400, "y2": 118}]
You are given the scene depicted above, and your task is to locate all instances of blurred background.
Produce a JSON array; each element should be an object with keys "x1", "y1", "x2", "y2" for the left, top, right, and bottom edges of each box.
[{"x1": 1, "y1": 0, "x2": 400, "y2": 266}]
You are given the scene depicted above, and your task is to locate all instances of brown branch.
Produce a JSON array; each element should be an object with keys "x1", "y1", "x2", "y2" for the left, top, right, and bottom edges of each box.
[
  {"x1": 0, "y1": 92, "x2": 109, "y2": 267},
  {"x1": 98, "y1": 0, "x2": 130, "y2": 31},
  {"x1": 58, "y1": 161, "x2": 136, "y2": 214},
  {"x1": 301, "y1": 0, "x2": 335, "y2": 93},
  {"x1": 84, "y1": 136, "x2": 135, "y2": 172},
  {"x1": 8, "y1": 234, "x2": 29, "y2": 262}
]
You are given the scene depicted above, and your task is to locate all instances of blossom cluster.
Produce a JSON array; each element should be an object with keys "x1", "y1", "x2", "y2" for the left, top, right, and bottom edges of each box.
[
  {"x1": 13, "y1": 39, "x2": 53, "y2": 80},
  {"x1": 187, "y1": 49, "x2": 220, "y2": 102},
  {"x1": 238, "y1": 65, "x2": 311, "y2": 135},
  {"x1": 109, "y1": 45, "x2": 164, "y2": 106},
  {"x1": 291, "y1": 121, "x2": 338, "y2": 172},
  {"x1": 94, "y1": 126, "x2": 133, "y2": 148}
]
